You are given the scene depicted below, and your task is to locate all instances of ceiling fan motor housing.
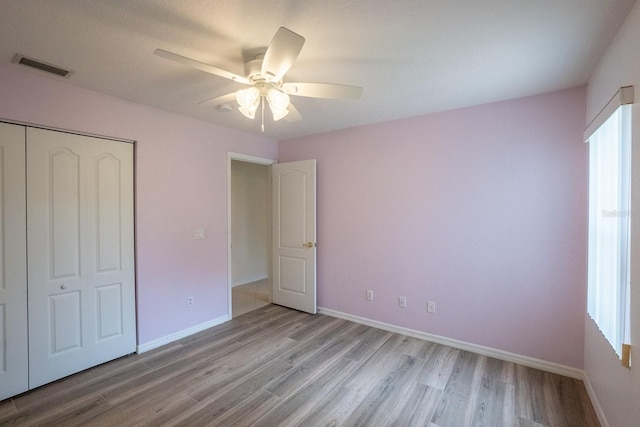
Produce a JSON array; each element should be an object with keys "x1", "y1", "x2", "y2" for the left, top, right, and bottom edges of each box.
[{"x1": 245, "y1": 58, "x2": 263, "y2": 80}]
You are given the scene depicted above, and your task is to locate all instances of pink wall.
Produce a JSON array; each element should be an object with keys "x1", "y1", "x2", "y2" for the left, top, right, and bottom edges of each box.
[
  {"x1": 280, "y1": 87, "x2": 588, "y2": 368},
  {"x1": 0, "y1": 63, "x2": 278, "y2": 345},
  {"x1": 0, "y1": 60, "x2": 589, "y2": 369}
]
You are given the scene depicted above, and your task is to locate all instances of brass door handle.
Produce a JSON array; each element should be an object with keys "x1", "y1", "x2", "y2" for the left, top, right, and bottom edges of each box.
[{"x1": 303, "y1": 242, "x2": 315, "y2": 248}]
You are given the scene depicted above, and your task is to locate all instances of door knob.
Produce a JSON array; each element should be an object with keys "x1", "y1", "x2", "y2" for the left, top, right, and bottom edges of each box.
[
  {"x1": 303, "y1": 242, "x2": 315, "y2": 248},
  {"x1": 60, "y1": 284, "x2": 67, "y2": 290}
]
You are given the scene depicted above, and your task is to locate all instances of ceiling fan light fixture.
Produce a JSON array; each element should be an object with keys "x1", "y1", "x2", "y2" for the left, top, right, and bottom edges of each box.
[
  {"x1": 266, "y1": 88, "x2": 290, "y2": 121},
  {"x1": 236, "y1": 87, "x2": 260, "y2": 119},
  {"x1": 156, "y1": 27, "x2": 363, "y2": 130}
]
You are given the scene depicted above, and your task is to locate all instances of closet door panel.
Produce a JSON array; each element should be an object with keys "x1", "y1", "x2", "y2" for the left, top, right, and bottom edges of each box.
[
  {"x1": 27, "y1": 129, "x2": 89, "y2": 388},
  {"x1": 49, "y1": 291, "x2": 82, "y2": 353},
  {"x1": 86, "y1": 137, "x2": 135, "y2": 365},
  {"x1": 50, "y1": 149, "x2": 81, "y2": 279},
  {"x1": 0, "y1": 123, "x2": 28, "y2": 401},
  {"x1": 27, "y1": 128, "x2": 135, "y2": 388},
  {"x1": 96, "y1": 283, "x2": 124, "y2": 340},
  {"x1": 95, "y1": 154, "x2": 122, "y2": 273}
]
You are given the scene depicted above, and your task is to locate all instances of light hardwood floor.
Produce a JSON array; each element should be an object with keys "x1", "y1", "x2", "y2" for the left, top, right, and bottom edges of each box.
[
  {"x1": 232, "y1": 279, "x2": 271, "y2": 317},
  {"x1": 0, "y1": 305, "x2": 599, "y2": 426}
]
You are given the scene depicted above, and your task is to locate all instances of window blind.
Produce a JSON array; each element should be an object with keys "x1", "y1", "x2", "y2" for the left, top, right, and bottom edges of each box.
[{"x1": 586, "y1": 86, "x2": 633, "y2": 364}]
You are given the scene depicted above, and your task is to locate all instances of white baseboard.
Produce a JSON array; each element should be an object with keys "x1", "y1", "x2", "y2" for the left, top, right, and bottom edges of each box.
[
  {"x1": 136, "y1": 314, "x2": 229, "y2": 354},
  {"x1": 582, "y1": 372, "x2": 609, "y2": 427},
  {"x1": 318, "y1": 307, "x2": 585, "y2": 380}
]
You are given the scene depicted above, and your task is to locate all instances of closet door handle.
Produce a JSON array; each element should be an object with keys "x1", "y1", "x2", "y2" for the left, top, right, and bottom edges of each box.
[{"x1": 60, "y1": 284, "x2": 67, "y2": 290}]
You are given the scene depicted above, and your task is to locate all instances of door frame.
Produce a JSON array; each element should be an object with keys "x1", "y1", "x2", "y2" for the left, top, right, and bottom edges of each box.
[{"x1": 227, "y1": 152, "x2": 276, "y2": 318}]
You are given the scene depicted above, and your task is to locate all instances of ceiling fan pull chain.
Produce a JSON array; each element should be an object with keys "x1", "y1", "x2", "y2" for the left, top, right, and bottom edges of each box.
[{"x1": 261, "y1": 96, "x2": 265, "y2": 132}]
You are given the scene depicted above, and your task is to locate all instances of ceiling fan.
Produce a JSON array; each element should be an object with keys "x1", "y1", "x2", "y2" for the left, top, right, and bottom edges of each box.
[{"x1": 154, "y1": 27, "x2": 363, "y2": 131}]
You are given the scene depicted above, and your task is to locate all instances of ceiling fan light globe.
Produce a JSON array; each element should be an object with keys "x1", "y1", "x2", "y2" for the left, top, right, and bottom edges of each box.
[
  {"x1": 267, "y1": 88, "x2": 290, "y2": 110},
  {"x1": 236, "y1": 86, "x2": 260, "y2": 120},
  {"x1": 238, "y1": 107, "x2": 256, "y2": 120},
  {"x1": 236, "y1": 87, "x2": 260, "y2": 109},
  {"x1": 271, "y1": 107, "x2": 289, "y2": 121},
  {"x1": 239, "y1": 104, "x2": 258, "y2": 119}
]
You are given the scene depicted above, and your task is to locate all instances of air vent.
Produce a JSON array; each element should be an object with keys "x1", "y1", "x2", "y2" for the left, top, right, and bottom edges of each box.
[{"x1": 12, "y1": 54, "x2": 71, "y2": 78}]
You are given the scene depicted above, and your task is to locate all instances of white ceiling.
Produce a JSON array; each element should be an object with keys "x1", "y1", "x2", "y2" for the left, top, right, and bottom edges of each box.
[{"x1": 0, "y1": 0, "x2": 636, "y2": 140}]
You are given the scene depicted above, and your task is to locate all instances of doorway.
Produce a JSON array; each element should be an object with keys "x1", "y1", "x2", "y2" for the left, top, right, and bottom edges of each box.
[{"x1": 228, "y1": 153, "x2": 275, "y2": 318}]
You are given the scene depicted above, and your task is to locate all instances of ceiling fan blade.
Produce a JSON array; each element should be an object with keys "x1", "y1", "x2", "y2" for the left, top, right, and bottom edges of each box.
[
  {"x1": 261, "y1": 27, "x2": 305, "y2": 82},
  {"x1": 154, "y1": 49, "x2": 250, "y2": 85},
  {"x1": 197, "y1": 92, "x2": 236, "y2": 106},
  {"x1": 282, "y1": 82, "x2": 363, "y2": 100},
  {"x1": 284, "y1": 103, "x2": 302, "y2": 122}
]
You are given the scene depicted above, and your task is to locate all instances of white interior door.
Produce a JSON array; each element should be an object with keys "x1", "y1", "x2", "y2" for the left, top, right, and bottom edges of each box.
[
  {"x1": 272, "y1": 159, "x2": 317, "y2": 314},
  {"x1": 0, "y1": 123, "x2": 28, "y2": 400},
  {"x1": 27, "y1": 127, "x2": 136, "y2": 388}
]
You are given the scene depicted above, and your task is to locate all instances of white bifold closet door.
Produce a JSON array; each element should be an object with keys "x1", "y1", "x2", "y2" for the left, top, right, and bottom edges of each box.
[
  {"x1": 26, "y1": 127, "x2": 136, "y2": 389},
  {"x1": 0, "y1": 123, "x2": 28, "y2": 401}
]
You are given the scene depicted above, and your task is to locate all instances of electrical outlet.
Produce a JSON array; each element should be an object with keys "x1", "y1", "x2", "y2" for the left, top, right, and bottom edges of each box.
[
  {"x1": 427, "y1": 300, "x2": 436, "y2": 313},
  {"x1": 366, "y1": 289, "x2": 374, "y2": 301},
  {"x1": 399, "y1": 296, "x2": 407, "y2": 308},
  {"x1": 187, "y1": 297, "x2": 194, "y2": 307}
]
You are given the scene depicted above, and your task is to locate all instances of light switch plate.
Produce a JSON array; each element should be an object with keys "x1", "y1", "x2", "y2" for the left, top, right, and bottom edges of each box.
[{"x1": 193, "y1": 228, "x2": 205, "y2": 240}]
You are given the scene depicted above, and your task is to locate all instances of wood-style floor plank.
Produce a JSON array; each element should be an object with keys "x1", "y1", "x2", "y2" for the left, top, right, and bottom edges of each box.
[
  {"x1": 0, "y1": 304, "x2": 600, "y2": 427},
  {"x1": 342, "y1": 353, "x2": 421, "y2": 426},
  {"x1": 431, "y1": 350, "x2": 486, "y2": 426},
  {"x1": 386, "y1": 383, "x2": 442, "y2": 426},
  {"x1": 251, "y1": 357, "x2": 360, "y2": 427},
  {"x1": 0, "y1": 399, "x2": 17, "y2": 420}
]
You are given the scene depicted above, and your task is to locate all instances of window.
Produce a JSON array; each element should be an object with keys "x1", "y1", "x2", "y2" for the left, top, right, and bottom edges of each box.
[{"x1": 586, "y1": 87, "x2": 633, "y2": 362}]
